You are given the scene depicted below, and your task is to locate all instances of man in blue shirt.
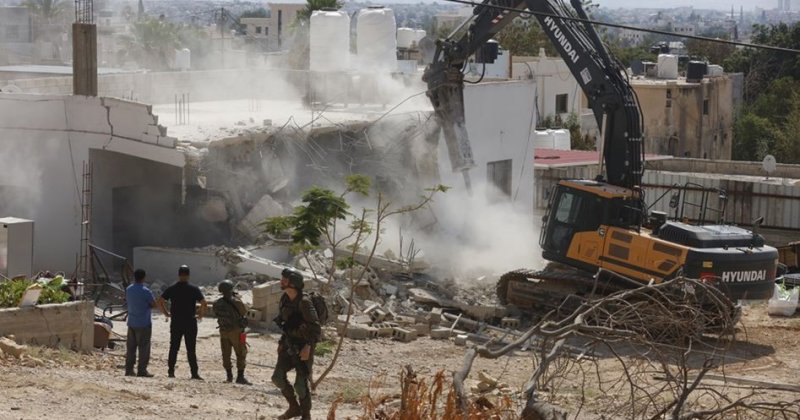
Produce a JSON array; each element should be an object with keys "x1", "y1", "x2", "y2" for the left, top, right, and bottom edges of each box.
[{"x1": 125, "y1": 269, "x2": 156, "y2": 377}]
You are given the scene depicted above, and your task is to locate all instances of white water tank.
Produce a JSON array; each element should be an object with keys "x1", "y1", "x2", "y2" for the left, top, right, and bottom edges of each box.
[
  {"x1": 175, "y1": 48, "x2": 191, "y2": 71},
  {"x1": 310, "y1": 10, "x2": 351, "y2": 72},
  {"x1": 397, "y1": 27, "x2": 415, "y2": 49},
  {"x1": 533, "y1": 130, "x2": 572, "y2": 150},
  {"x1": 707, "y1": 64, "x2": 724, "y2": 76},
  {"x1": 657, "y1": 54, "x2": 678, "y2": 79},
  {"x1": 552, "y1": 129, "x2": 571, "y2": 150},
  {"x1": 357, "y1": 6, "x2": 398, "y2": 71},
  {"x1": 413, "y1": 29, "x2": 426, "y2": 47}
]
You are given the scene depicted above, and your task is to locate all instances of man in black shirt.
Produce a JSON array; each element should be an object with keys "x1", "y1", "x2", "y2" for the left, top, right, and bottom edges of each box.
[{"x1": 157, "y1": 265, "x2": 208, "y2": 380}]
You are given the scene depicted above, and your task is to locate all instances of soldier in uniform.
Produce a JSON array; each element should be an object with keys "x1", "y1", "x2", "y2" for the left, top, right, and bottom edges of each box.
[
  {"x1": 272, "y1": 269, "x2": 321, "y2": 420},
  {"x1": 213, "y1": 280, "x2": 251, "y2": 385}
]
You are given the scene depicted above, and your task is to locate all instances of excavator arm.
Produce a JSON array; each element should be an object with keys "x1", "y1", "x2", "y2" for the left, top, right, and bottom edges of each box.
[{"x1": 423, "y1": 0, "x2": 645, "y2": 189}]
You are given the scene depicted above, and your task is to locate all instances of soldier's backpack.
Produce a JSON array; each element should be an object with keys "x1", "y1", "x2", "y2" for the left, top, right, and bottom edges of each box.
[{"x1": 306, "y1": 291, "x2": 329, "y2": 325}]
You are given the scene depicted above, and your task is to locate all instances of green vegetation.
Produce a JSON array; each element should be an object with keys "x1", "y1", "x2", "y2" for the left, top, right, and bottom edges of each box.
[
  {"x1": 313, "y1": 340, "x2": 335, "y2": 357},
  {"x1": 724, "y1": 22, "x2": 800, "y2": 163},
  {"x1": 0, "y1": 276, "x2": 70, "y2": 308}
]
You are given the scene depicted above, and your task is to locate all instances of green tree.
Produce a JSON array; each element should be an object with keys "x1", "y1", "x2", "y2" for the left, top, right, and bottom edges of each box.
[
  {"x1": 121, "y1": 17, "x2": 180, "y2": 70},
  {"x1": 685, "y1": 37, "x2": 735, "y2": 65},
  {"x1": 495, "y1": 20, "x2": 557, "y2": 57},
  {"x1": 296, "y1": 0, "x2": 343, "y2": 22},
  {"x1": 263, "y1": 175, "x2": 446, "y2": 390},
  {"x1": 732, "y1": 113, "x2": 779, "y2": 161}
]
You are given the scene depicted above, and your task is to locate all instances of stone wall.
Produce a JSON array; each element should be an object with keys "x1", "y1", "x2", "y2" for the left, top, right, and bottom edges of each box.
[{"x1": 0, "y1": 301, "x2": 94, "y2": 352}]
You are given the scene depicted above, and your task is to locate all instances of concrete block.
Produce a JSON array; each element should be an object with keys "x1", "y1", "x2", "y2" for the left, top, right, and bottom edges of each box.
[
  {"x1": 392, "y1": 327, "x2": 417, "y2": 343},
  {"x1": 413, "y1": 323, "x2": 431, "y2": 336},
  {"x1": 372, "y1": 322, "x2": 397, "y2": 337},
  {"x1": 344, "y1": 324, "x2": 374, "y2": 340},
  {"x1": 501, "y1": 317, "x2": 520, "y2": 329},
  {"x1": 365, "y1": 304, "x2": 388, "y2": 323},
  {"x1": 0, "y1": 301, "x2": 94, "y2": 351},
  {"x1": 430, "y1": 327, "x2": 451, "y2": 339},
  {"x1": 428, "y1": 308, "x2": 443, "y2": 325},
  {"x1": 393, "y1": 315, "x2": 416, "y2": 326},
  {"x1": 454, "y1": 334, "x2": 469, "y2": 346},
  {"x1": 247, "y1": 309, "x2": 263, "y2": 322},
  {"x1": 0, "y1": 337, "x2": 27, "y2": 358}
]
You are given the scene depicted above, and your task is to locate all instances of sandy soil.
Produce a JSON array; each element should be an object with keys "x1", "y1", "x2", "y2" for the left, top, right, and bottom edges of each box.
[{"x1": 1, "y1": 303, "x2": 798, "y2": 419}]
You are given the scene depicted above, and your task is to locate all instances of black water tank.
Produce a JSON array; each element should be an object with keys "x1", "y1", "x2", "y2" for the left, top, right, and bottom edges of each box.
[
  {"x1": 476, "y1": 39, "x2": 499, "y2": 64},
  {"x1": 631, "y1": 59, "x2": 644, "y2": 76},
  {"x1": 686, "y1": 61, "x2": 707, "y2": 83}
]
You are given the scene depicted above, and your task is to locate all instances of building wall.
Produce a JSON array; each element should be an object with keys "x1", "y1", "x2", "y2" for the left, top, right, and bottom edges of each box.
[
  {"x1": 512, "y1": 55, "x2": 585, "y2": 121},
  {"x1": 633, "y1": 75, "x2": 736, "y2": 160},
  {"x1": 437, "y1": 80, "x2": 538, "y2": 215},
  {"x1": 0, "y1": 94, "x2": 183, "y2": 273}
]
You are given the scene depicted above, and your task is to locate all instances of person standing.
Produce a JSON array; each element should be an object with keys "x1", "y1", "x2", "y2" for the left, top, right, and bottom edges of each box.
[
  {"x1": 125, "y1": 269, "x2": 155, "y2": 377},
  {"x1": 213, "y1": 280, "x2": 251, "y2": 385},
  {"x1": 157, "y1": 265, "x2": 207, "y2": 380},
  {"x1": 272, "y1": 269, "x2": 321, "y2": 420}
]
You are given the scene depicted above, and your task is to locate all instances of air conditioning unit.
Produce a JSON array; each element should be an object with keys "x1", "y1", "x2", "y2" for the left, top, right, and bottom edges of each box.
[{"x1": 0, "y1": 217, "x2": 34, "y2": 279}]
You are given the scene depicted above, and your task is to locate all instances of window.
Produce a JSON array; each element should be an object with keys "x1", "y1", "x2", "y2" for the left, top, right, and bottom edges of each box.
[
  {"x1": 703, "y1": 99, "x2": 709, "y2": 115},
  {"x1": 555, "y1": 94, "x2": 568, "y2": 114},
  {"x1": 264, "y1": 26, "x2": 269, "y2": 36},
  {"x1": 487, "y1": 160, "x2": 512, "y2": 198},
  {"x1": 255, "y1": 26, "x2": 262, "y2": 34}
]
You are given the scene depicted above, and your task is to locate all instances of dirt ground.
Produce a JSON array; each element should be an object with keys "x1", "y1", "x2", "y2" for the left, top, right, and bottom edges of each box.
[{"x1": 1, "y1": 302, "x2": 799, "y2": 419}]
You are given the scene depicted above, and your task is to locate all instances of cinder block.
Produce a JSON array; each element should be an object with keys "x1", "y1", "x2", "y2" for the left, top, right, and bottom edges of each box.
[
  {"x1": 372, "y1": 322, "x2": 396, "y2": 337},
  {"x1": 428, "y1": 308, "x2": 443, "y2": 325},
  {"x1": 392, "y1": 327, "x2": 417, "y2": 343},
  {"x1": 345, "y1": 324, "x2": 373, "y2": 340},
  {"x1": 430, "y1": 327, "x2": 451, "y2": 340},
  {"x1": 501, "y1": 317, "x2": 520, "y2": 329},
  {"x1": 413, "y1": 323, "x2": 431, "y2": 336},
  {"x1": 454, "y1": 334, "x2": 469, "y2": 346}
]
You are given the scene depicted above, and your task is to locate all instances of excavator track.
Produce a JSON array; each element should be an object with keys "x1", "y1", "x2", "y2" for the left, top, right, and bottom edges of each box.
[{"x1": 497, "y1": 265, "x2": 623, "y2": 316}]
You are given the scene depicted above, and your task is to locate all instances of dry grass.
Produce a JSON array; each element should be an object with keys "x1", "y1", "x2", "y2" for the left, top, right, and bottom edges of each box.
[{"x1": 328, "y1": 367, "x2": 517, "y2": 420}]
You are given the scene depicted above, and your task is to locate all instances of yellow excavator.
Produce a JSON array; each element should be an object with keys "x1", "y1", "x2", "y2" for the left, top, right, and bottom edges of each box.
[{"x1": 423, "y1": 0, "x2": 779, "y2": 311}]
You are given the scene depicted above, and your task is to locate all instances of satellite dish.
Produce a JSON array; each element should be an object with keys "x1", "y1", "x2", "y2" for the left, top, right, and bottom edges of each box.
[{"x1": 762, "y1": 154, "x2": 776, "y2": 179}]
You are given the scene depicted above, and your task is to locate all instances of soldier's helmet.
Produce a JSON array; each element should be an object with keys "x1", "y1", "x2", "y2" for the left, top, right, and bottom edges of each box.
[
  {"x1": 218, "y1": 279, "x2": 234, "y2": 294},
  {"x1": 281, "y1": 268, "x2": 304, "y2": 291}
]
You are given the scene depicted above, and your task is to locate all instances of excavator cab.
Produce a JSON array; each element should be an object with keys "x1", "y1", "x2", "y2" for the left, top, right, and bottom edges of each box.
[{"x1": 540, "y1": 180, "x2": 644, "y2": 271}]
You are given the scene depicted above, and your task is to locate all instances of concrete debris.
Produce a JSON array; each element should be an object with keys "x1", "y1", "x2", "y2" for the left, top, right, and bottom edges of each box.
[
  {"x1": 391, "y1": 327, "x2": 417, "y2": 343},
  {"x1": 430, "y1": 327, "x2": 452, "y2": 339},
  {"x1": 333, "y1": 248, "x2": 430, "y2": 274},
  {"x1": 454, "y1": 334, "x2": 469, "y2": 347},
  {"x1": 238, "y1": 195, "x2": 290, "y2": 241},
  {"x1": 0, "y1": 337, "x2": 27, "y2": 358}
]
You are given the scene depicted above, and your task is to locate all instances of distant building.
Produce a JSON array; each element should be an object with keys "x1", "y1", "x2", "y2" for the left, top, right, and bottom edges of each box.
[
  {"x1": 241, "y1": 3, "x2": 305, "y2": 51},
  {"x1": 671, "y1": 24, "x2": 696, "y2": 37},
  {"x1": 631, "y1": 73, "x2": 742, "y2": 160},
  {"x1": 0, "y1": 7, "x2": 33, "y2": 65},
  {"x1": 620, "y1": 29, "x2": 646, "y2": 45}
]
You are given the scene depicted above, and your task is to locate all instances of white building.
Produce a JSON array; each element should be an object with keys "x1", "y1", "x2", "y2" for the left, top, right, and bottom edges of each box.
[
  {"x1": 0, "y1": 94, "x2": 184, "y2": 273},
  {"x1": 511, "y1": 51, "x2": 585, "y2": 121},
  {"x1": 436, "y1": 80, "x2": 538, "y2": 214}
]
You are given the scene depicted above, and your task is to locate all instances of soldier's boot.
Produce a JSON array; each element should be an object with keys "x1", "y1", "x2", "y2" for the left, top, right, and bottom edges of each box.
[
  {"x1": 299, "y1": 395, "x2": 312, "y2": 420},
  {"x1": 277, "y1": 389, "x2": 301, "y2": 420},
  {"x1": 236, "y1": 369, "x2": 252, "y2": 385},
  {"x1": 225, "y1": 368, "x2": 233, "y2": 383}
]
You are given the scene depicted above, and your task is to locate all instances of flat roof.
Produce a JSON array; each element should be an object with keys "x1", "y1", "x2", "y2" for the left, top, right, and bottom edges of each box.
[
  {"x1": 0, "y1": 65, "x2": 130, "y2": 75},
  {"x1": 534, "y1": 148, "x2": 672, "y2": 168}
]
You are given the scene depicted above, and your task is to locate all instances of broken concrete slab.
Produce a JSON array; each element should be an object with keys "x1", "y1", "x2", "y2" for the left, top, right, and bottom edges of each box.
[
  {"x1": 333, "y1": 249, "x2": 430, "y2": 273},
  {"x1": 0, "y1": 337, "x2": 27, "y2": 358},
  {"x1": 238, "y1": 194, "x2": 288, "y2": 241}
]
